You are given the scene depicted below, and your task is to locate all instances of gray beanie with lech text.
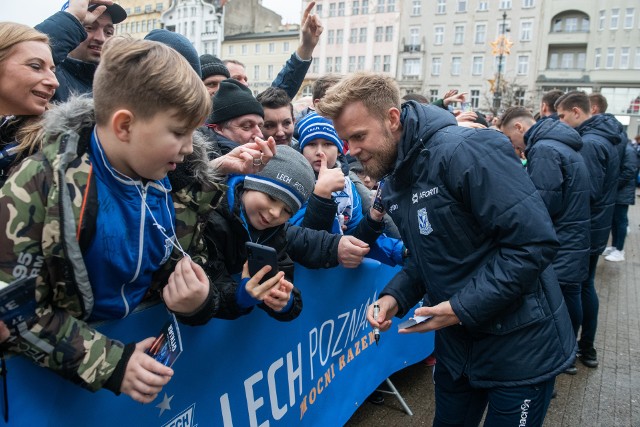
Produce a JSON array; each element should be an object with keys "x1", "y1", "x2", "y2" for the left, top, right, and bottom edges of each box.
[{"x1": 243, "y1": 145, "x2": 315, "y2": 214}]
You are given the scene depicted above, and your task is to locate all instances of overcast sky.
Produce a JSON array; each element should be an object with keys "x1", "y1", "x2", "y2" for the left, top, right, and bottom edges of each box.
[{"x1": 3, "y1": 0, "x2": 303, "y2": 27}]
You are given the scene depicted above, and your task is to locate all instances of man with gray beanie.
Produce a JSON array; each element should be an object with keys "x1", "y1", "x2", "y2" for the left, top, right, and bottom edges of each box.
[{"x1": 200, "y1": 54, "x2": 230, "y2": 96}]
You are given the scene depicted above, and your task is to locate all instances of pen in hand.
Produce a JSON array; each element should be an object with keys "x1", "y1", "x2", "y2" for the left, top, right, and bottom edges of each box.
[{"x1": 373, "y1": 303, "x2": 380, "y2": 345}]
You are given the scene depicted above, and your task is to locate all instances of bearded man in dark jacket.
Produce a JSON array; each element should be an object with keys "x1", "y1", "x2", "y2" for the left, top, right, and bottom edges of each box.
[
  {"x1": 500, "y1": 107, "x2": 590, "y2": 375},
  {"x1": 555, "y1": 91, "x2": 622, "y2": 369},
  {"x1": 318, "y1": 72, "x2": 575, "y2": 426}
]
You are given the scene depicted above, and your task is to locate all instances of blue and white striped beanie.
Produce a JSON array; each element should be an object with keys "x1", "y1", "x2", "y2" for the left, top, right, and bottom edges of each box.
[
  {"x1": 243, "y1": 145, "x2": 315, "y2": 214},
  {"x1": 296, "y1": 112, "x2": 344, "y2": 153}
]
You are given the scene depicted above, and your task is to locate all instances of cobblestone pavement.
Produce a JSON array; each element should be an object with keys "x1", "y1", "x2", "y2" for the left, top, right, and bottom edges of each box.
[{"x1": 346, "y1": 203, "x2": 640, "y2": 427}]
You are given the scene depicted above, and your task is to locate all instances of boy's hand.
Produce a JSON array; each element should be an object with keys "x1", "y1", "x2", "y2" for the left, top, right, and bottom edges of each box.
[
  {"x1": 314, "y1": 152, "x2": 345, "y2": 198},
  {"x1": 163, "y1": 257, "x2": 210, "y2": 314},
  {"x1": 366, "y1": 295, "x2": 399, "y2": 332},
  {"x1": 120, "y1": 337, "x2": 173, "y2": 404},
  {"x1": 263, "y1": 279, "x2": 293, "y2": 312},
  {"x1": 241, "y1": 262, "x2": 284, "y2": 300},
  {"x1": 209, "y1": 136, "x2": 276, "y2": 175},
  {"x1": 337, "y1": 235, "x2": 370, "y2": 268}
]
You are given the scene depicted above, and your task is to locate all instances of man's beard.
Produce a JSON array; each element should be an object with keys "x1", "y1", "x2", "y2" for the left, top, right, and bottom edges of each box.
[{"x1": 361, "y1": 127, "x2": 397, "y2": 180}]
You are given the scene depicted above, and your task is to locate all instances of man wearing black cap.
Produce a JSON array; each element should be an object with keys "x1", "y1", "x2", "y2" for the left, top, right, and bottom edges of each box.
[
  {"x1": 36, "y1": 0, "x2": 127, "y2": 102},
  {"x1": 200, "y1": 54, "x2": 230, "y2": 96},
  {"x1": 202, "y1": 78, "x2": 266, "y2": 154}
]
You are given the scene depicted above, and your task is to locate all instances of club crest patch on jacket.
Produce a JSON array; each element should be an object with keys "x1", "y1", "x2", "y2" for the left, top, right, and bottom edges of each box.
[{"x1": 417, "y1": 208, "x2": 433, "y2": 235}]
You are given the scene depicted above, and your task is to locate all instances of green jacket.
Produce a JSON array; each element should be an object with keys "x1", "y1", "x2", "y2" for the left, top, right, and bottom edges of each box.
[{"x1": 0, "y1": 97, "x2": 227, "y2": 393}]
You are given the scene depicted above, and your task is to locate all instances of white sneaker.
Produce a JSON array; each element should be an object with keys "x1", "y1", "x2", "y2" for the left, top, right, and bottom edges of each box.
[
  {"x1": 602, "y1": 246, "x2": 615, "y2": 256},
  {"x1": 605, "y1": 249, "x2": 625, "y2": 262}
]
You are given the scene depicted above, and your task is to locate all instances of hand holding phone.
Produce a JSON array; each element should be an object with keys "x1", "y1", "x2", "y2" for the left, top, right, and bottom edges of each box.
[
  {"x1": 397, "y1": 315, "x2": 433, "y2": 330},
  {"x1": 246, "y1": 242, "x2": 279, "y2": 282}
]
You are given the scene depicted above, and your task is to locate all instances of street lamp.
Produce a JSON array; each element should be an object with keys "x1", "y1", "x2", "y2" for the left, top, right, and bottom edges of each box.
[{"x1": 492, "y1": 12, "x2": 510, "y2": 110}]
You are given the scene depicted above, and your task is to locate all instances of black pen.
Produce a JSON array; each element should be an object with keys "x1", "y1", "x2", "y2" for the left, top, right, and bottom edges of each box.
[{"x1": 373, "y1": 303, "x2": 380, "y2": 345}]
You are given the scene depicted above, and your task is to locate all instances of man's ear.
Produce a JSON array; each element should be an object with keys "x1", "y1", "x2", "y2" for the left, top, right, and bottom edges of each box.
[
  {"x1": 111, "y1": 110, "x2": 135, "y2": 143},
  {"x1": 388, "y1": 107, "x2": 401, "y2": 131},
  {"x1": 514, "y1": 122, "x2": 525, "y2": 134}
]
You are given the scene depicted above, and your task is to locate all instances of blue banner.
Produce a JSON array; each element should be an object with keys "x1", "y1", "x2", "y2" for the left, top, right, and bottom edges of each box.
[{"x1": 3, "y1": 261, "x2": 433, "y2": 426}]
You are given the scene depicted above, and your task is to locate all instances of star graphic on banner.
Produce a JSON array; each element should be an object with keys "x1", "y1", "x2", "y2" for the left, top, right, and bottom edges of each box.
[{"x1": 156, "y1": 393, "x2": 174, "y2": 417}]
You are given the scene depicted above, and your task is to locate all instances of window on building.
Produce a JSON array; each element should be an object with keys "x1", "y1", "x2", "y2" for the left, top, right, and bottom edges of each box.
[
  {"x1": 242, "y1": 44, "x2": 247, "y2": 55},
  {"x1": 624, "y1": 8, "x2": 634, "y2": 29},
  {"x1": 338, "y1": 2, "x2": 345, "y2": 15},
  {"x1": 283, "y1": 41, "x2": 290, "y2": 52},
  {"x1": 329, "y1": 3, "x2": 336, "y2": 17},
  {"x1": 191, "y1": 7, "x2": 196, "y2": 16},
  {"x1": 373, "y1": 55, "x2": 382, "y2": 71},
  {"x1": 385, "y1": 26, "x2": 393, "y2": 41},
  {"x1": 228, "y1": 45, "x2": 235, "y2": 55},
  {"x1": 383, "y1": 55, "x2": 391, "y2": 72},
  {"x1": 326, "y1": 57, "x2": 333, "y2": 72},
  {"x1": 454, "y1": 25, "x2": 464, "y2": 44},
  {"x1": 387, "y1": 0, "x2": 395, "y2": 12},
  {"x1": 520, "y1": 20, "x2": 532, "y2": 40},
  {"x1": 522, "y1": 0, "x2": 534, "y2": 7},
  {"x1": 328, "y1": 30, "x2": 335, "y2": 44},
  {"x1": 267, "y1": 65, "x2": 274, "y2": 79},
  {"x1": 359, "y1": 27, "x2": 367, "y2": 42},
  {"x1": 470, "y1": 89, "x2": 480, "y2": 108},
  {"x1": 565, "y1": 17, "x2": 578, "y2": 32},
  {"x1": 412, "y1": 0, "x2": 421, "y2": 16},
  {"x1": 475, "y1": 23, "x2": 486, "y2": 44},
  {"x1": 499, "y1": 0, "x2": 511, "y2": 10},
  {"x1": 353, "y1": 1, "x2": 360, "y2": 15},
  {"x1": 377, "y1": 0, "x2": 385, "y2": 13},
  {"x1": 409, "y1": 27, "x2": 420, "y2": 46},
  {"x1": 431, "y1": 57, "x2": 442, "y2": 75},
  {"x1": 255, "y1": 44, "x2": 261, "y2": 54},
  {"x1": 357, "y1": 56, "x2": 365, "y2": 70},
  {"x1": 634, "y1": 48, "x2": 640, "y2": 69},
  {"x1": 606, "y1": 47, "x2": 615, "y2": 68},
  {"x1": 561, "y1": 53, "x2": 574, "y2": 69},
  {"x1": 581, "y1": 17, "x2": 590, "y2": 31},
  {"x1": 312, "y1": 58, "x2": 319, "y2": 74},
  {"x1": 362, "y1": 0, "x2": 369, "y2": 14},
  {"x1": 517, "y1": 55, "x2": 529, "y2": 74},
  {"x1": 403, "y1": 58, "x2": 421, "y2": 77},
  {"x1": 254, "y1": 65, "x2": 260, "y2": 80},
  {"x1": 316, "y1": 4, "x2": 323, "y2": 16},
  {"x1": 375, "y1": 26, "x2": 383, "y2": 42},
  {"x1": 434, "y1": 26, "x2": 444, "y2": 45},
  {"x1": 472, "y1": 56, "x2": 484, "y2": 75},
  {"x1": 457, "y1": 1, "x2": 467, "y2": 13},
  {"x1": 610, "y1": 8, "x2": 619, "y2": 29},
  {"x1": 430, "y1": 89, "x2": 439, "y2": 102},
  {"x1": 514, "y1": 90, "x2": 525, "y2": 106},
  {"x1": 350, "y1": 28, "x2": 358, "y2": 43},
  {"x1": 549, "y1": 53, "x2": 559, "y2": 69},
  {"x1": 336, "y1": 29, "x2": 344, "y2": 43},
  {"x1": 598, "y1": 10, "x2": 606, "y2": 30},
  {"x1": 576, "y1": 52, "x2": 585, "y2": 69},
  {"x1": 335, "y1": 57, "x2": 342, "y2": 72},
  {"x1": 451, "y1": 57, "x2": 461, "y2": 75},
  {"x1": 348, "y1": 56, "x2": 356, "y2": 72},
  {"x1": 436, "y1": 0, "x2": 445, "y2": 14},
  {"x1": 594, "y1": 48, "x2": 601, "y2": 69},
  {"x1": 620, "y1": 47, "x2": 630, "y2": 69},
  {"x1": 156, "y1": 2, "x2": 163, "y2": 11},
  {"x1": 478, "y1": 1, "x2": 488, "y2": 11},
  {"x1": 498, "y1": 20, "x2": 510, "y2": 34},
  {"x1": 141, "y1": 20, "x2": 147, "y2": 33},
  {"x1": 266, "y1": 42, "x2": 274, "y2": 53},
  {"x1": 145, "y1": 4, "x2": 152, "y2": 12}
]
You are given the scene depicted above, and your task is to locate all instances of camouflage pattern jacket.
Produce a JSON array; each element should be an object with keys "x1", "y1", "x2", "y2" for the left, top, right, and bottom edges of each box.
[{"x1": 0, "y1": 97, "x2": 227, "y2": 394}]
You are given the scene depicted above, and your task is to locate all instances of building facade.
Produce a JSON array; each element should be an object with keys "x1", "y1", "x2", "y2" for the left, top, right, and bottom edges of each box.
[
  {"x1": 221, "y1": 29, "x2": 301, "y2": 95},
  {"x1": 116, "y1": 0, "x2": 171, "y2": 38},
  {"x1": 160, "y1": 0, "x2": 226, "y2": 56}
]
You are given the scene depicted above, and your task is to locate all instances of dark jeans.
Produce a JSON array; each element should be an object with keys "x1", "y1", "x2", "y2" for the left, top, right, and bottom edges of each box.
[
  {"x1": 560, "y1": 282, "x2": 582, "y2": 338},
  {"x1": 433, "y1": 362, "x2": 555, "y2": 427},
  {"x1": 579, "y1": 254, "x2": 600, "y2": 347},
  {"x1": 610, "y1": 204, "x2": 629, "y2": 250}
]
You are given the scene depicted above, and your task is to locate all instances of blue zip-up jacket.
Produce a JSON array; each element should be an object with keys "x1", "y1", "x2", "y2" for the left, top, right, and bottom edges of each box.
[
  {"x1": 381, "y1": 102, "x2": 575, "y2": 387},
  {"x1": 524, "y1": 118, "x2": 591, "y2": 284},
  {"x1": 616, "y1": 141, "x2": 637, "y2": 205},
  {"x1": 576, "y1": 114, "x2": 622, "y2": 254},
  {"x1": 36, "y1": 12, "x2": 95, "y2": 103}
]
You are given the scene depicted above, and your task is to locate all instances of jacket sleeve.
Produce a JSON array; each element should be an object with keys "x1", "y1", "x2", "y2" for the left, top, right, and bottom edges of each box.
[
  {"x1": 35, "y1": 11, "x2": 87, "y2": 65},
  {"x1": 618, "y1": 142, "x2": 637, "y2": 189},
  {"x1": 0, "y1": 158, "x2": 126, "y2": 394},
  {"x1": 271, "y1": 52, "x2": 312, "y2": 100},
  {"x1": 580, "y1": 136, "x2": 609, "y2": 203},
  {"x1": 380, "y1": 255, "x2": 426, "y2": 318},
  {"x1": 300, "y1": 193, "x2": 337, "y2": 232},
  {"x1": 284, "y1": 224, "x2": 341, "y2": 269},
  {"x1": 526, "y1": 145, "x2": 565, "y2": 219},
  {"x1": 446, "y1": 138, "x2": 560, "y2": 329}
]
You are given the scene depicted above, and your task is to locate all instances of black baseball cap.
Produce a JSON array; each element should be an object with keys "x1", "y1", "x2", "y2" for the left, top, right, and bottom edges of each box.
[{"x1": 88, "y1": 3, "x2": 127, "y2": 24}]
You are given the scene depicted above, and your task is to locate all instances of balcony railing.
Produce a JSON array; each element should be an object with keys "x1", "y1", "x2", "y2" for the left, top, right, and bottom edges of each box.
[{"x1": 403, "y1": 44, "x2": 422, "y2": 53}]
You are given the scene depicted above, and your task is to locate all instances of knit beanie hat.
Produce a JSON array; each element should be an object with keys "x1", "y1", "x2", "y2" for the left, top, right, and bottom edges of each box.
[
  {"x1": 144, "y1": 29, "x2": 202, "y2": 77},
  {"x1": 243, "y1": 145, "x2": 315, "y2": 214},
  {"x1": 296, "y1": 112, "x2": 344, "y2": 153},
  {"x1": 200, "y1": 54, "x2": 230, "y2": 80},
  {"x1": 209, "y1": 79, "x2": 264, "y2": 124}
]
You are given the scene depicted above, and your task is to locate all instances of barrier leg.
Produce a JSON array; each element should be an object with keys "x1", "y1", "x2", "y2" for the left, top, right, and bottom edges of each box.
[{"x1": 376, "y1": 377, "x2": 414, "y2": 416}]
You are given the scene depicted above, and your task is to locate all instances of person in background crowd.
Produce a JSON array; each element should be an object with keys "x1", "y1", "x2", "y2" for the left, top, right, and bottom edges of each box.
[
  {"x1": 402, "y1": 93, "x2": 429, "y2": 104},
  {"x1": 35, "y1": 0, "x2": 127, "y2": 102},
  {"x1": 199, "y1": 54, "x2": 230, "y2": 96},
  {"x1": 500, "y1": 107, "x2": 590, "y2": 376},
  {"x1": 556, "y1": 91, "x2": 622, "y2": 368},
  {"x1": 257, "y1": 87, "x2": 296, "y2": 146},
  {"x1": 0, "y1": 22, "x2": 59, "y2": 187},
  {"x1": 319, "y1": 72, "x2": 574, "y2": 426},
  {"x1": 540, "y1": 89, "x2": 564, "y2": 120},
  {"x1": 223, "y1": 1, "x2": 323, "y2": 100}
]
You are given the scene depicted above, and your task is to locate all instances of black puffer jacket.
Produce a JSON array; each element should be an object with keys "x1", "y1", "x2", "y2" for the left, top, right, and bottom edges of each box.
[
  {"x1": 576, "y1": 114, "x2": 622, "y2": 254},
  {"x1": 381, "y1": 102, "x2": 575, "y2": 388},
  {"x1": 616, "y1": 141, "x2": 637, "y2": 205},
  {"x1": 524, "y1": 118, "x2": 591, "y2": 284}
]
